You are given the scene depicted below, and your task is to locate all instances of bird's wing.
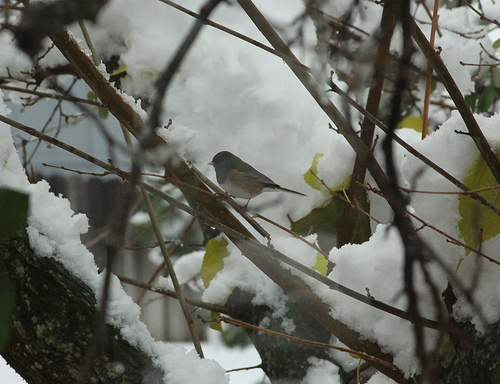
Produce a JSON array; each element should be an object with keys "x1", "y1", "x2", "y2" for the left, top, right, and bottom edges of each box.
[
  {"x1": 237, "y1": 165, "x2": 279, "y2": 187},
  {"x1": 236, "y1": 163, "x2": 306, "y2": 196}
]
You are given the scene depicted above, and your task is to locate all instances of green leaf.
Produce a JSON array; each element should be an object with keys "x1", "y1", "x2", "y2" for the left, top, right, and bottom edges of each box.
[
  {"x1": 292, "y1": 172, "x2": 368, "y2": 250},
  {"x1": 459, "y1": 150, "x2": 500, "y2": 256},
  {"x1": 476, "y1": 85, "x2": 500, "y2": 113},
  {"x1": 465, "y1": 92, "x2": 477, "y2": 110},
  {"x1": 493, "y1": 38, "x2": 500, "y2": 50},
  {"x1": 201, "y1": 237, "x2": 230, "y2": 289},
  {"x1": 0, "y1": 272, "x2": 15, "y2": 352},
  {"x1": 0, "y1": 188, "x2": 29, "y2": 240},
  {"x1": 291, "y1": 197, "x2": 343, "y2": 253},
  {"x1": 431, "y1": 78, "x2": 437, "y2": 92},
  {"x1": 303, "y1": 153, "x2": 324, "y2": 190},
  {"x1": 98, "y1": 108, "x2": 109, "y2": 119},
  {"x1": 311, "y1": 253, "x2": 328, "y2": 276},
  {"x1": 87, "y1": 91, "x2": 96, "y2": 101},
  {"x1": 343, "y1": 195, "x2": 371, "y2": 245}
]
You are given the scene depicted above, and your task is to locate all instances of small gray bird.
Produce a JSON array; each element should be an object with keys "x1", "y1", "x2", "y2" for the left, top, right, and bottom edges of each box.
[{"x1": 209, "y1": 151, "x2": 305, "y2": 205}]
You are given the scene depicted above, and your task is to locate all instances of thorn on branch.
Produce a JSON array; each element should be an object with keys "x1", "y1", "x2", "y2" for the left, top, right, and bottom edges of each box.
[
  {"x1": 328, "y1": 122, "x2": 339, "y2": 133},
  {"x1": 365, "y1": 287, "x2": 374, "y2": 300},
  {"x1": 454, "y1": 129, "x2": 472, "y2": 136},
  {"x1": 371, "y1": 135, "x2": 380, "y2": 152},
  {"x1": 307, "y1": 225, "x2": 314, "y2": 237},
  {"x1": 41, "y1": 163, "x2": 112, "y2": 177},
  {"x1": 416, "y1": 223, "x2": 427, "y2": 232},
  {"x1": 266, "y1": 236, "x2": 273, "y2": 248}
]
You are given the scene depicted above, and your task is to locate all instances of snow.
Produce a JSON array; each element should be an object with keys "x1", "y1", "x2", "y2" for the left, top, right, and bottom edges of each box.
[
  {"x1": 303, "y1": 357, "x2": 341, "y2": 384},
  {"x1": 2, "y1": 0, "x2": 500, "y2": 381},
  {"x1": 158, "y1": 250, "x2": 205, "y2": 290},
  {"x1": 367, "y1": 372, "x2": 398, "y2": 384},
  {"x1": 0, "y1": 358, "x2": 26, "y2": 384}
]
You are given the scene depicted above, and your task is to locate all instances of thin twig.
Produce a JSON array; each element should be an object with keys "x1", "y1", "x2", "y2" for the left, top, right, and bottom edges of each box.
[
  {"x1": 140, "y1": 186, "x2": 205, "y2": 357},
  {"x1": 42, "y1": 163, "x2": 111, "y2": 176},
  {"x1": 226, "y1": 364, "x2": 262, "y2": 373},
  {"x1": 421, "y1": 0, "x2": 440, "y2": 139},
  {"x1": 209, "y1": 315, "x2": 399, "y2": 371},
  {"x1": 412, "y1": 18, "x2": 500, "y2": 184},
  {"x1": 255, "y1": 213, "x2": 330, "y2": 259},
  {"x1": 400, "y1": 184, "x2": 500, "y2": 195},
  {"x1": 0, "y1": 84, "x2": 104, "y2": 106},
  {"x1": 116, "y1": 274, "x2": 228, "y2": 314},
  {"x1": 78, "y1": 20, "x2": 100, "y2": 66},
  {"x1": 461, "y1": 0, "x2": 500, "y2": 28}
]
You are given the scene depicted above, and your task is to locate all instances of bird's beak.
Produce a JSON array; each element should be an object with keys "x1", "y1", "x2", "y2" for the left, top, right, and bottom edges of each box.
[{"x1": 208, "y1": 161, "x2": 214, "y2": 166}]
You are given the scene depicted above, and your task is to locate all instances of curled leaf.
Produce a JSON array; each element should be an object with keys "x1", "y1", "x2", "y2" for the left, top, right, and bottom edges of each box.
[
  {"x1": 303, "y1": 153, "x2": 324, "y2": 190},
  {"x1": 311, "y1": 253, "x2": 328, "y2": 276},
  {"x1": 458, "y1": 151, "x2": 500, "y2": 255},
  {"x1": 201, "y1": 237, "x2": 230, "y2": 289}
]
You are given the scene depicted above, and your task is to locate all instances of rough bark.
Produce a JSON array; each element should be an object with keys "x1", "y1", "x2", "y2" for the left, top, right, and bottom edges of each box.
[
  {"x1": 438, "y1": 321, "x2": 500, "y2": 384},
  {"x1": 0, "y1": 229, "x2": 164, "y2": 384}
]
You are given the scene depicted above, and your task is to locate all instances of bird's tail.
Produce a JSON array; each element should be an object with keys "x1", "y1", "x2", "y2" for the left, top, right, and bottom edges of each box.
[{"x1": 277, "y1": 186, "x2": 306, "y2": 196}]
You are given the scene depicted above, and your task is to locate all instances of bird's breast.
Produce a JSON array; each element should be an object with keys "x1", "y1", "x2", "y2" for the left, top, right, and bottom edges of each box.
[{"x1": 220, "y1": 178, "x2": 263, "y2": 199}]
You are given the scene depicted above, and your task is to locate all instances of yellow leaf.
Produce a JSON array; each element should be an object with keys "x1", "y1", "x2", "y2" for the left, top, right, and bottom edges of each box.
[
  {"x1": 397, "y1": 115, "x2": 427, "y2": 133},
  {"x1": 201, "y1": 237, "x2": 230, "y2": 288},
  {"x1": 335, "y1": 174, "x2": 352, "y2": 193},
  {"x1": 109, "y1": 64, "x2": 127, "y2": 77},
  {"x1": 209, "y1": 311, "x2": 225, "y2": 334},
  {"x1": 311, "y1": 253, "x2": 328, "y2": 276},
  {"x1": 303, "y1": 153, "x2": 324, "y2": 190},
  {"x1": 459, "y1": 151, "x2": 500, "y2": 256},
  {"x1": 303, "y1": 153, "x2": 352, "y2": 192}
]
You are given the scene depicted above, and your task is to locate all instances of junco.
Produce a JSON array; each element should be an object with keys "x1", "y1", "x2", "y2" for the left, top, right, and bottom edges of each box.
[{"x1": 208, "y1": 151, "x2": 306, "y2": 205}]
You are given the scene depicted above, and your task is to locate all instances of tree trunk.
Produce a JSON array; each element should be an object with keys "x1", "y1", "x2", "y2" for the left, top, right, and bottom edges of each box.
[{"x1": 0, "y1": 229, "x2": 164, "y2": 384}]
